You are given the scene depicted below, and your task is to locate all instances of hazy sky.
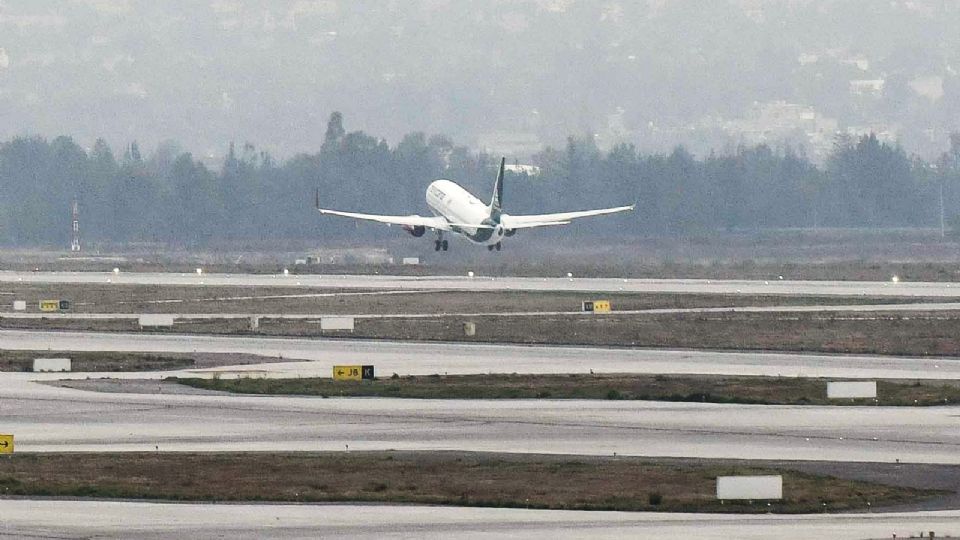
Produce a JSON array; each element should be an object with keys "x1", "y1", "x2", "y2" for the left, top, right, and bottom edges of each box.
[{"x1": 1, "y1": 0, "x2": 959, "y2": 160}]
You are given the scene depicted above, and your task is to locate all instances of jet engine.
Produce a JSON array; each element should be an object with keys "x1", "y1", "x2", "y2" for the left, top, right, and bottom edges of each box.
[{"x1": 403, "y1": 225, "x2": 426, "y2": 237}]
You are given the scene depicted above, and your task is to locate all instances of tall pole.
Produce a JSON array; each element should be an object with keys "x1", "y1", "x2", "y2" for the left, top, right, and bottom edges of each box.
[{"x1": 70, "y1": 199, "x2": 81, "y2": 252}]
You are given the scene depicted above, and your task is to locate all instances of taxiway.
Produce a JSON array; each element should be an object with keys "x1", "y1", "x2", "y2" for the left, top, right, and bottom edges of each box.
[{"x1": 3, "y1": 271, "x2": 959, "y2": 297}]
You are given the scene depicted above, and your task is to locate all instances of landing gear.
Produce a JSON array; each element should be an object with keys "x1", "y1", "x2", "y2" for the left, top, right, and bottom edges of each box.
[
  {"x1": 434, "y1": 233, "x2": 448, "y2": 252},
  {"x1": 487, "y1": 242, "x2": 502, "y2": 252}
]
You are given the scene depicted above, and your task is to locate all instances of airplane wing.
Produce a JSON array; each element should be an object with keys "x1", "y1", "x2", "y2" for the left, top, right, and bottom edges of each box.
[
  {"x1": 500, "y1": 204, "x2": 634, "y2": 229},
  {"x1": 316, "y1": 188, "x2": 496, "y2": 231},
  {"x1": 317, "y1": 208, "x2": 455, "y2": 230}
]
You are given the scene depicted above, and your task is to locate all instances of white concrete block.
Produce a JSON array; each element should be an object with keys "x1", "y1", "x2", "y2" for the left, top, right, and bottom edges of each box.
[
  {"x1": 402, "y1": 257, "x2": 420, "y2": 265},
  {"x1": 13, "y1": 300, "x2": 26, "y2": 311},
  {"x1": 827, "y1": 381, "x2": 877, "y2": 399},
  {"x1": 716, "y1": 475, "x2": 782, "y2": 500},
  {"x1": 33, "y1": 358, "x2": 71, "y2": 372},
  {"x1": 321, "y1": 316, "x2": 355, "y2": 331},
  {"x1": 139, "y1": 314, "x2": 175, "y2": 327}
]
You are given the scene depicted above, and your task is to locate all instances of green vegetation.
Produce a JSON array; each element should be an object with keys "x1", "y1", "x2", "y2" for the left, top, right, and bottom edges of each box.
[
  {"x1": 0, "y1": 452, "x2": 937, "y2": 513},
  {"x1": 171, "y1": 373, "x2": 960, "y2": 406}
]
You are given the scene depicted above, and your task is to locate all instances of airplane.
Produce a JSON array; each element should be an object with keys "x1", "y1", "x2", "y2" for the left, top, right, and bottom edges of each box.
[{"x1": 315, "y1": 157, "x2": 634, "y2": 252}]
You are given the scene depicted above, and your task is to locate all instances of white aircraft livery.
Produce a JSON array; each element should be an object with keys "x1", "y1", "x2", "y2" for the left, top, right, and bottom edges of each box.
[{"x1": 316, "y1": 157, "x2": 634, "y2": 251}]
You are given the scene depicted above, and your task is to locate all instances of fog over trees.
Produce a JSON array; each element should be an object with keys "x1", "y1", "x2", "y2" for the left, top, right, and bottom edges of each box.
[
  {"x1": 2, "y1": 1, "x2": 960, "y2": 160},
  {"x1": 1, "y1": 114, "x2": 958, "y2": 248}
]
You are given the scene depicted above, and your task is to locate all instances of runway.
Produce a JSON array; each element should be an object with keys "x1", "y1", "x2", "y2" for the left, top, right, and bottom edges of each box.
[
  {"x1": 3, "y1": 270, "x2": 960, "y2": 297},
  {"x1": 2, "y1": 500, "x2": 958, "y2": 539},
  {"x1": 3, "y1": 372, "x2": 959, "y2": 463},
  {"x1": 3, "y1": 329, "x2": 960, "y2": 380}
]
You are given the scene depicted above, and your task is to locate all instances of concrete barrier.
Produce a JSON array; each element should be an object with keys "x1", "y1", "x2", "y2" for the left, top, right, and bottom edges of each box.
[
  {"x1": 321, "y1": 316, "x2": 355, "y2": 331},
  {"x1": 827, "y1": 381, "x2": 877, "y2": 399},
  {"x1": 33, "y1": 358, "x2": 71, "y2": 372},
  {"x1": 716, "y1": 475, "x2": 782, "y2": 500},
  {"x1": 139, "y1": 314, "x2": 175, "y2": 327},
  {"x1": 402, "y1": 257, "x2": 420, "y2": 265},
  {"x1": 12, "y1": 300, "x2": 26, "y2": 311}
]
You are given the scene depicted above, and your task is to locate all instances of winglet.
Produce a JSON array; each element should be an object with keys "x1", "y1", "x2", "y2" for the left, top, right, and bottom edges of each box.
[
  {"x1": 490, "y1": 157, "x2": 505, "y2": 218},
  {"x1": 315, "y1": 188, "x2": 320, "y2": 211}
]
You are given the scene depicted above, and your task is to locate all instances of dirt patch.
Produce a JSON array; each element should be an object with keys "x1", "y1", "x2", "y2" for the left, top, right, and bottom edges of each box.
[
  {"x1": 0, "y1": 452, "x2": 940, "y2": 513},
  {"x1": 52, "y1": 379, "x2": 233, "y2": 395}
]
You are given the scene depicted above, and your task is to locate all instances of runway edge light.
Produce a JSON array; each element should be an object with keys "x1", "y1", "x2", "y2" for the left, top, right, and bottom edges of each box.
[{"x1": 0, "y1": 434, "x2": 13, "y2": 454}]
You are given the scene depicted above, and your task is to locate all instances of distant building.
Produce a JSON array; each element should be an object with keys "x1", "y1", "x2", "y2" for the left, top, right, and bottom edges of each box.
[
  {"x1": 849, "y1": 79, "x2": 885, "y2": 97},
  {"x1": 797, "y1": 52, "x2": 819, "y2": 66},
  {"x1": 504, "y1": 163, "x2": 541, "y2": 176},
  {"x1": 842, "y1": 55, "x2": 870, "y2": 72}
]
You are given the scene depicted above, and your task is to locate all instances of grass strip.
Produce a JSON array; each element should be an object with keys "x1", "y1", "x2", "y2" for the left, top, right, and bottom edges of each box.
[
  {"x1": 304, "y1": 310, "x2": 960, "y2": 357},
  {"x1": 0, "y1": 282, "x2": 933, "y2": 314},
  {"x1": 0, "y1": 350, "x2": 193, "y2": 372},
  {"x1": 0, "y1": 452, "x2": 938, "y2": 513},
  {"x1": 170, "y1": 373, "x2": 960, "y2": 406}
]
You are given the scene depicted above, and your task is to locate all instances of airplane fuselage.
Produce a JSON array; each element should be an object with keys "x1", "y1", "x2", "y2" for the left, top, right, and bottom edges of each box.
[{"x1": 426, "y1": 180, "x2": 506, "y2": 246}]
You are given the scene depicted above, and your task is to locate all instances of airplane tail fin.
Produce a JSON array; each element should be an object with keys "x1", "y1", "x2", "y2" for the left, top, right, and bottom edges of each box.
[{"x1": 490, "y1": 157, "x2": 505, "y2": 218}]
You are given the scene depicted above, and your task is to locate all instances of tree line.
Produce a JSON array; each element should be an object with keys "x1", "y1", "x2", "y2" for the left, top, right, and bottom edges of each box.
[{"x1": 1, "y1": 113, "x2": 958, "y2": 247}]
